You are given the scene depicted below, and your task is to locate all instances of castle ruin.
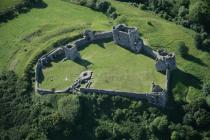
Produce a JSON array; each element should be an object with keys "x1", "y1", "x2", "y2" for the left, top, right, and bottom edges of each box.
[{"x1": 34, "y1": 24, "x2": 176, "y2": 107}]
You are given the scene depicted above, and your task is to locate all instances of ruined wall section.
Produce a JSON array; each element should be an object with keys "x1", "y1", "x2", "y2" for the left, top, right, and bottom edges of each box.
[{"x1": 80, "y1": 88, "x2": 166, "y2": 107}]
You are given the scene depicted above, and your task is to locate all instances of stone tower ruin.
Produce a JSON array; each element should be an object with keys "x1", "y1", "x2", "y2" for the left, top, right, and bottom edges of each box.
[{"x1": 112, "y1": 24, "x2": 144, "y2": 53}]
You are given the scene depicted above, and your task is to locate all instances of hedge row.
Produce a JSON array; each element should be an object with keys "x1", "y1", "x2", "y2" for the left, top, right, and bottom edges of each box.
[{"x1": 64, "y1": 0, "x2": 118, "y2": 19}]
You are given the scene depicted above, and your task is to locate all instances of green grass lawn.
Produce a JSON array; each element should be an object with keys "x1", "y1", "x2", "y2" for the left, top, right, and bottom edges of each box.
[
  {"x1": 40, "y1": 42, "x2": 165, "y2": 92},
  {"x1": 0, "y1": 0, "x2": 23, "y2": 12}
]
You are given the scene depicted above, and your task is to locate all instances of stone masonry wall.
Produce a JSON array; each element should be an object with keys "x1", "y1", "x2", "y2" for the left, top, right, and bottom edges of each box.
[
  {"x1": 80, "y1": 88, "x2": 166, "y2": 107},
  {"x1": 34, "y1": 25, "x2": 175, "y2": 107}
]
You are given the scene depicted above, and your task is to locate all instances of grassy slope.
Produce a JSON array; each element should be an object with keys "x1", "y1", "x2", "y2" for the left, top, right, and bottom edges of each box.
[
  {"x1": 0, "y1": 0, "x2": 110, "y2": 75},
  {"x1": 41, "y1": 42, "x2": 165, "y2": 92},
  {"x1": 0, "y1": 0, "x2": 23, "y2": 12},
  {"x1": 110, "y1": 1, "x2": 210, "y2": 102}
]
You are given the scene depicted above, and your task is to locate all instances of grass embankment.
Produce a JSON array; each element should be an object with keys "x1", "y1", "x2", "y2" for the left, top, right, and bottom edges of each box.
[
  {"x1": 40, "y1": 42, "x2": 165, "y2": 92},
  {"x1": 0, "y1": 0, "x2": 110, "y2": 74}
]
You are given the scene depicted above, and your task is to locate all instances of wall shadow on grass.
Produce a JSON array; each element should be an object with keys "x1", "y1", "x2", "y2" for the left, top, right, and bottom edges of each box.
[
  {"x1": 199, "y1": 47, "x2": 210, "y2": 54},
  {"x1": 171, "y1": 69, "x2": 202, "y2": 90},
  {"x1": 92, "y1": 38, "x2": 113, "y2": 49},
  {"x1": 165, "y1": 68, "x2": 202, "y2": 123},
  {"x1": 74, "y1": 57, "x2": 92, "y2": 69},
  {"x1": 0, "y1": 0, "x2": 47, "y2": 23}
]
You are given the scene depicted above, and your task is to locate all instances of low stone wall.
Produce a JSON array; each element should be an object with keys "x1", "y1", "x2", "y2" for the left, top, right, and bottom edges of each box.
[
  {"x1": 165, "y1": 68, "x2": 171, "y2": 93},
  {"x1": 143, "y1": 45, "x2": 157, "y2": 59},
  {"x1": 80, "y1": 88, "x2": 166, "y2": 107},
  {"x1": 94, "y1": 31, "x2": 113, "y2": 41},
  {"x1": 72, "y1": 38, "x2": 89, "y2": 47},
  {"x1": 80, "y1": 88, "x2": 147, "y2": 99}
]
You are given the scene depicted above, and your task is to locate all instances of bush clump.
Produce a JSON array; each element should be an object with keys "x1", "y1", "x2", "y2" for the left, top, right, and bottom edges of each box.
[
  {"x1": 202, "y1": 81, "x2": 210, "y2": 96},
  {"x1": 66, "y1": 0, "x2": 117, "y2": 19}
]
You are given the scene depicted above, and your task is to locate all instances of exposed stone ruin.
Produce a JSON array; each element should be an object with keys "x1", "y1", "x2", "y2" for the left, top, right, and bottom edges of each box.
[
  {"x1": 113, "y1": 24, "x2": 144, "y2": 53},
  {"x1": 155, "y1": 49, "x2": 176, "y2": 72},
  {"x1": 34, "y1": 24, "x2": 177, "y2": 107}
]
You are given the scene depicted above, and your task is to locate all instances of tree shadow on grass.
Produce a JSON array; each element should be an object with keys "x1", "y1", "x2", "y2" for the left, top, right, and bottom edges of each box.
[
  {"x1": 165, "y1": 68, "x2": 202, "y2": 122},
  {"x1": 171, "y1": 69, "x2": 202, "y2": 90},
  {"x1": 183, "y1": 54, "x2": 207, "y2": 67},
  {"x1": 74, "y1": 57, "x2": 92, "y2": 69},
  {"x1": 199, "y1": 47, "x2": 210, "y2": 54}
]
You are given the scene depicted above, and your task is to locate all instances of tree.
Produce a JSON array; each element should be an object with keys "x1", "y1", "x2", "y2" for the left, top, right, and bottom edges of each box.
[
  {"x1": 96, "y1": 1, "x2": 110, "y2": 13},
  {"x1": 57, "y1": 95, "x2": 81, "y2": 123},
  {"x1": 203, "y1": 39, "x2": 210, "y2": 48},
  {"x1": 189, "y1": 0, "x2": 210, "y2": 30},
  {"x1": 170, "y1": 131, "x2": 180, "y2": 140},
  {"x1": 206, "y1": 96, "x2": 210, "y2": 107},
  {"x1": 95, "y1": 125, "x2": 112, "y2": 139},
  {"x1": 202, "y1": 81, "x2": 210, "y2": 96},
  {"x1": 194, "y1": 109, "x2": 210, "y2": 129},
  {"x1": 150, "y1": 116, "x2": 168, "y2": 133},
  {"x1": 178, "y1": 6, "x2": 188, "y2": 17}
]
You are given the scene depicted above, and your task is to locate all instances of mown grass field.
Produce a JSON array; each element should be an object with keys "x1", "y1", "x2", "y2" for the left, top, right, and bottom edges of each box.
[
  {"x1": 0, "y1": 0, "x2": 23, "y2": 12},
  {"x1": 0, "y1": 0, "x2": 209, "y2": 102},
  {"x1": 40, "y1": 42, "x2": 166, "y2": 92}
]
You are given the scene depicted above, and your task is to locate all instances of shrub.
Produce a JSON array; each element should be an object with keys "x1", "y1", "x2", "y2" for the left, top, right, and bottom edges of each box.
[
  {"x1": 178, "y1": 6, "x2": 188, "y2": 17},
  {"x1": 116, "y1": 15, "x2": 127, "y2": 24},
  {"x1": 138, "y1": 4, "x2": 146, "y2": 10},
  {"x1": 178, "y1": 41, "x2": 188, "y2": 57},
  {"x1": 86, "y1": 0, "x2": 96, "y2": 9},
  {"x1": 202, "y1": 81, "x2": 210, "y2": 96},
  {"x1": 150, "y1": 116, "x2": 168, "y2": 133},
  {"x1": 203, "y1": 39, "x2": 210, "y2": 48},
  {"x1": 206, "y1": 96, "x2": 210, "y2": 107},
  {"x1": 106, "y1": 6, "x2": 116, "y2": 15},
  {"x1": 110, "y1": 11, "x2": 118, "y2": 19},
  {"x1": 147, "y1": 21, "x2": 153, "y2": 26},
  {"x1": 96, "y1": 1, "x2": 110, "y2": 13}
]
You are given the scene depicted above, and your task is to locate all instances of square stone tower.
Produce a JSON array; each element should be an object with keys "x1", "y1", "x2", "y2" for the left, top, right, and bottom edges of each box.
[{"x1": 112, "y1": 24, "x2": 144, "y2": 53}]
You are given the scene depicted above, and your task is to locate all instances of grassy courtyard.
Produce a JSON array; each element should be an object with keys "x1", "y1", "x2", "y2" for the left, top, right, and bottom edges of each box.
[{"x1": 40, "y1": 42, "x2": 165, "y2": 92}]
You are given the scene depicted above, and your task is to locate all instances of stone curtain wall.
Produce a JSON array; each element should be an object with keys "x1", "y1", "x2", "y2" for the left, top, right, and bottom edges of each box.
[
  {"x1": 80, "y1": 88, "x2": 166, "y2": 107},
  {"x1": 35, "y1": 31, "x2": 113, "y2": 95},
  {"x1": 34, "y1": 24, "x2": 176, "y2": 107}
]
